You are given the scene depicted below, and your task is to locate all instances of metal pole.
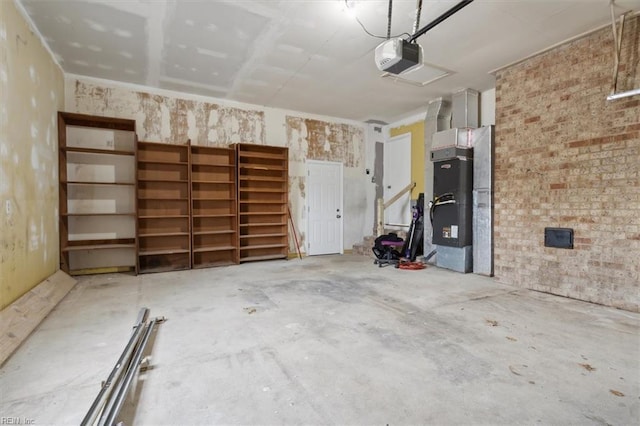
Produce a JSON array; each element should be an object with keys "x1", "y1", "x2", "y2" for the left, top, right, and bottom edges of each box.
[
  {"x1": 80, "y1": 308, "x2": 149, "y2": 426},
  {"x1": 386, "y1": 0, "x2": 393, "y2": 39},
  {"x1": 412, "y1": 0, "x2": 423, "y2": 36},
  {"x1": 408, "y1": 0, "x2": 474, "y2": 43},
  {"x1": 607, "y1": 87, "x2": 640, "y2": 101},
  {"x1": 100, "y1": 318, "x2": 157, "y2": 426},
  {"x1": 376, "y1": 198, "x2": 385, "y2": 236}
]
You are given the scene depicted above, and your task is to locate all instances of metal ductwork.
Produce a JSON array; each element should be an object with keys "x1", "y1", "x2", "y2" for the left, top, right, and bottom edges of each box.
[
  {"x1": 452, "y1": 88, "x2": 479, "y2": 129},
  {"x1": 423, "y1": 97, "x2": 451, "y2": 260}
]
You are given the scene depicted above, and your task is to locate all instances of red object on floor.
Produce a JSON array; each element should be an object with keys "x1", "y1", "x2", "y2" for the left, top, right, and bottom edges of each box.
[{"x1": 398, "y1": 261, "x2": 426, "y2": 270}]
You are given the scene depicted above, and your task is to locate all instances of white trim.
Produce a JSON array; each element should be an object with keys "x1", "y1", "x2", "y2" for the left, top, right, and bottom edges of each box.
[
  {"x1": 12, "y1": 0, "x2": 64, "y2": 73},
  {"x1": 383, "y1": 133, "x2": 413, "y2": 228},
  {"x1": 384, "y1": 110, "x2": 427, "y2": 132},
  {"x1": 306, "y1": 160, "x2": 344, "y2": 256}
]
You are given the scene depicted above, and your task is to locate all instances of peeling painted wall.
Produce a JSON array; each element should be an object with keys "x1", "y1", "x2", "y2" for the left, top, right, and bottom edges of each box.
[
  {"x1": 284, "y1": 116, "x2": 366, "y2": 250},
  {"x1": 66, "y1": 76, "x2": 369, "y2": 253},
  {"x1": 286, "y1": 117, "x2": 363, "y2": 168},
  {"x1": 71, "y1": 80, "x2": 265, "y2": 145},
  {"x1": 1, "y1": 1, "x2": 64, "y2": 309}
]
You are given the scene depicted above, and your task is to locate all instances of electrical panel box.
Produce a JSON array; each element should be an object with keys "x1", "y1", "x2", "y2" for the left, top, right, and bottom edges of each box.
[{"x1": 544, "y1": 227, "x2": 574, "y2": 249}]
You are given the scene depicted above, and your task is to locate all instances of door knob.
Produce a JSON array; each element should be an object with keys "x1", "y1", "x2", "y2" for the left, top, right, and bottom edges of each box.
[{"x1": 336, "y1": 214, "x2": 342, "y2": 218}]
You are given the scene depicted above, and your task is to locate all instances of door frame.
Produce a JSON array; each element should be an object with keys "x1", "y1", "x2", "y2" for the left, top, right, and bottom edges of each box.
[
  {"x1": 384, "y1": 132, "x2": 412, "y2": 228},
  {"x1": 306, "y1": 160, "x2": 344, "y2": 255}
]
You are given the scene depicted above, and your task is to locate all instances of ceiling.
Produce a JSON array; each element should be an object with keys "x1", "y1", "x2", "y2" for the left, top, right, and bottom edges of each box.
[{"x1": 19, "y1": 0, "x2": 640, "y2": 123}]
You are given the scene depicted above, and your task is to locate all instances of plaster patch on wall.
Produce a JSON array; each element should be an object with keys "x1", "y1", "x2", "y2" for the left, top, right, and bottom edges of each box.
[
  {"x1": 187, "y1": 109, "x2": 197, "y2": 141},
  {"x1": 285, "y1": 117, "x2": 363, "y2": 167},
  {"x1": 28, "y1": 219, "x2": 39, "y2": 251},
  {"x1": 72, "y1": 79, "x2": 266, "y2": 146},
  {"x1": 298, "y1": 179, "x2": 306, "y2": 199},
  {"x1": 30, "y1": 123, "x2": 39, "y2": 140},
  {"x1": 30, "y1": 146, "x2": 39, "y2": 170}
]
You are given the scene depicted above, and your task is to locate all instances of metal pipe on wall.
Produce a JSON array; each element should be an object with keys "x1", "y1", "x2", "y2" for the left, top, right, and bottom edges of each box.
[{"x1": 607, "y1": 88, "x2": 640, "y2": 101}]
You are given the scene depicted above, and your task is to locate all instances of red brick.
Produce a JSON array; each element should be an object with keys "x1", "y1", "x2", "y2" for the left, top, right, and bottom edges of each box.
[{"x1": 494, "y1": 15, "x2": 640, "y2": 312}]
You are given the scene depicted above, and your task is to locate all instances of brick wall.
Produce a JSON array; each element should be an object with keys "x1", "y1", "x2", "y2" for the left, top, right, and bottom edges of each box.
[{"x1": 494, "y1": 16, "x2": 640, "y2": 312}]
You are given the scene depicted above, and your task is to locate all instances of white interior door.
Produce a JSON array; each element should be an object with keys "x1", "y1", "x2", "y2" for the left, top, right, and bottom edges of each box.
[
  {"x1": 307, "y1": 161, "x2": 343, "y2": 255},
  {"x1": 384, "y1": 133, "x2": 412, "y2": 228}
]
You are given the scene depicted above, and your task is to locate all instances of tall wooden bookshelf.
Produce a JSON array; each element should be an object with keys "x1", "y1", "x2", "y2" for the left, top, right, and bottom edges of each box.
[
  {"x1": 190, "y1": 145, "x2": 239, "y2": 268},
  {"x1": 58, "y1": 112, "x2": 138, "y2": 275},
  {"x1": 235, "y1": 144, "x2": 289, "y2": 262},
  {"x1": 137, "y1": 141, "x2": 191, "y2": 273}
]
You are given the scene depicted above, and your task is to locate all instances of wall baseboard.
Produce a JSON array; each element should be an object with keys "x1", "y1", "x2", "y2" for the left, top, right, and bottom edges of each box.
[{"x1": 0, "y1": 270, "x2": 76, "y2": 366}]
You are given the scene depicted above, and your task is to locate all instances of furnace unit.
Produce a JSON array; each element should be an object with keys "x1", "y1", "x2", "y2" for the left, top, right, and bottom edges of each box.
[
  {"x1": 431, "y1": 153, "x2": 473, "y2": 247},
  {"x1": 428, "y1": 88, "x2": 478, "y2": 273},
  {"x1": 429, "y1": 128, "x2": 474, "y2": 273}
]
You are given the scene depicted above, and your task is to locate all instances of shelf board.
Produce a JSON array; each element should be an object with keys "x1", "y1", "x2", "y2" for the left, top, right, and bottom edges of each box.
[
  {"x1": 138, "y1": 178, "x2": 189, "y2": 183},
  {"x1": 139, "y1": 249, "x2": 190, "y2": 256},
  {"x1": 240, "y1": 222, "x2": 287, "y2": 227},
  {"x1": 191, "y1": 180, "x2": 235, "y2": 184},
  {"x1": 192, "y1": 246, "x2": 236, "y2": 253},
  {"x1": 193, "y1": 230, "x2": 235, "y2": 235},
  {"x1": 62, "y1": 181, "x2": 135, "y2": 186},
  {"x1": 62, "y1": 146, "x2": 135, "y2": 156},
  {"x1": 192, "y1": 197, "x2": 235, "y2": 201},
  {"x1": 238, "y1": 151, "x2": 286, "y2": 160},
  {"x1": 191, "y1": 163, "x2": 235, "y2": 168},
  {"x1": 240, "y1": 233, "x2": 286, "y2": 239},
  {"x1": 240, "y1": 243, "x2": 288, "y2": 250},
  {"x1": 139, "y1": 215, "x2": 189, "y2": 219},
  {"x1": 138, "y1": 264, "x2": 190, "y2": 274},
  {"x1": 139, "y1": 232, "x2": 190, "y2": 238},
  {"x1": 192, "y1": 261, "x2": 236, "y2": 269},
  {"x1": 138, "y1": 197, "x2": 189, "y2": 201},
  {"x1": 240, "y1": 254, "x2": 287, "y2": 262},
  {"x1": 192, "y1": 214, "x2": 236, "y2": 218},
  {"x1": 239, "y1": 200, "x2": 283, "y2": 204},
  {"x1": 239, "y1": 164, "x2": 286, "y2": 171},
  {"x1": 62, "y1": 212, "x2": 136, "y2": 217},
  {"x1": 239, "y1": 176, "x2": 286, "y2": 182},
  {"x1": 239, "y1": 212, "x2": 285, "y2": 216},
  {"x1": 63, "y1": 243, "x2": 136, "y2": 252},
  {"x1": 239, "y1": 188, "x2": 285, "y2": 193},
  {"x1": 138, "y1": 159, "x2": 188, "y2": 165}
]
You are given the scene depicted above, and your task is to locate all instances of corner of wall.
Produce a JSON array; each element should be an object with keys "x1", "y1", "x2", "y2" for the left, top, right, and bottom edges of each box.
[{"x1": 0, "y1": 1, "x2": 65, "y2": 309}]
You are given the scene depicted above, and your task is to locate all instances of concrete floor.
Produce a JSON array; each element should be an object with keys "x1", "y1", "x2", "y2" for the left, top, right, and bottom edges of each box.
[{"x1": 1, "y1": 254, "x2": 639, "y2": 425}]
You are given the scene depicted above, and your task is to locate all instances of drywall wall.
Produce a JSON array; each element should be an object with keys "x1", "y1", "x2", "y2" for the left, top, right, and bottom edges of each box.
[
  {"x1": 65, "y1": 76, "x2": 368, "y2": 253},
  {"x1": 0, "y1": 1, "x2": 64, "y2": 309},
  {"x1": 494, "y1": 16, "x2": 640, "y2": 311},
  {"x1": 389, "y1": 121, "x2": 425, "y2": 198}
]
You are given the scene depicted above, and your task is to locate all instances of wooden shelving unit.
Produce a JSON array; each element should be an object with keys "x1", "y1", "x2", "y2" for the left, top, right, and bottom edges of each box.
[
  {"x1": 190, "y1": 145, "x2": 239, "y2": 268},
  {"x1": 58, "y1": 112, "x2": 138, "y2": 275},
  {"x1": 137, "y1": 141, "x2": 191, "y2": 273},
  {"x1": 235, "y1": 144, "x2": 289, "y2": 263}
]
